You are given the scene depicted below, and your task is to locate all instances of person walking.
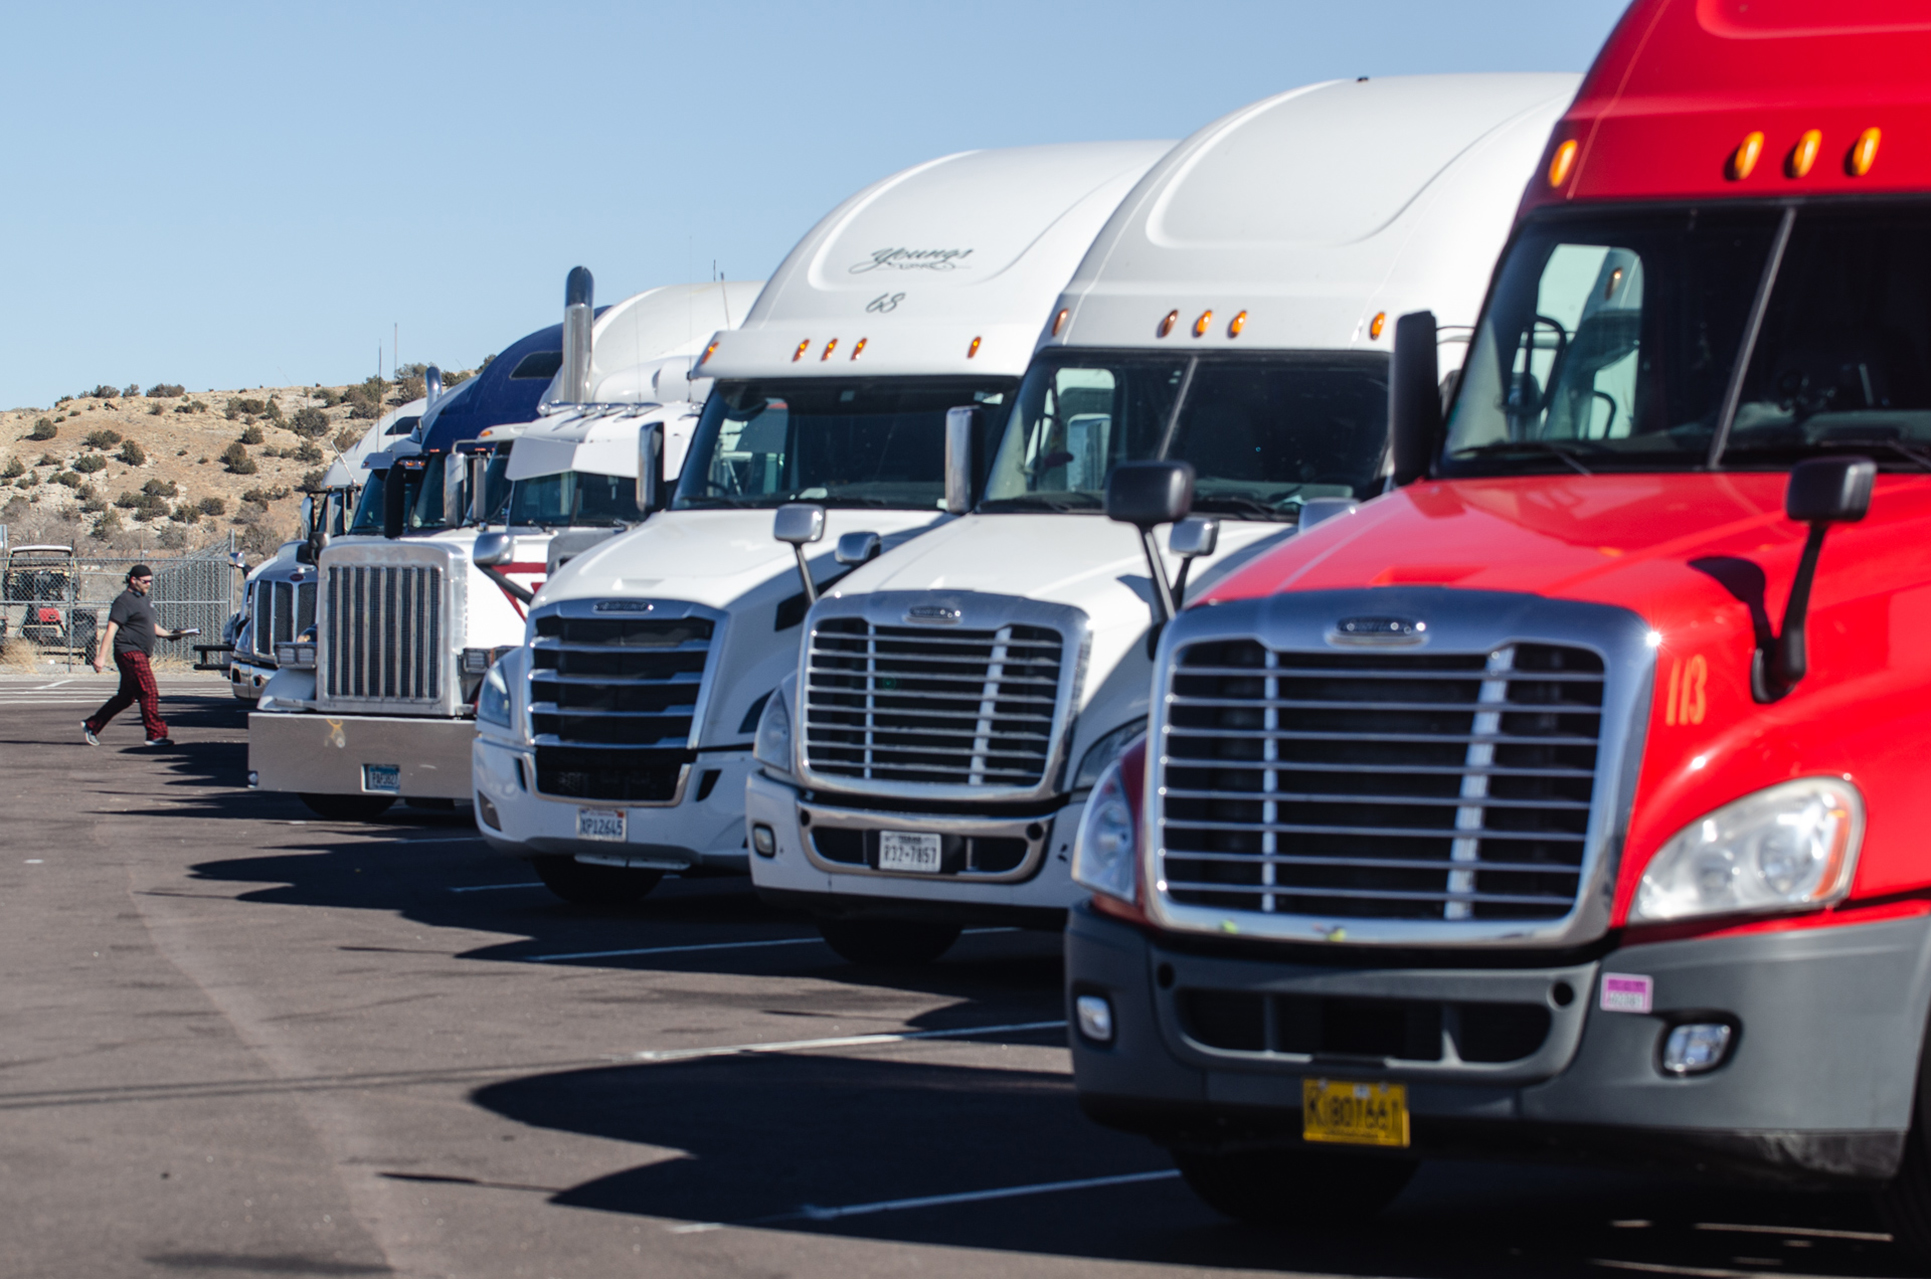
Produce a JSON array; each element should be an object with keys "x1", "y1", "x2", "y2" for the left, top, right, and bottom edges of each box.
[{"x1": 83, "y1": 565, "x2": 185, "y2": 747}]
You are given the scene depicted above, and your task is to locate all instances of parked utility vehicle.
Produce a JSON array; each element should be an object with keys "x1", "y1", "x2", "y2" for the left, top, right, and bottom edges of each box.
[
  {"x1": 745, "y1": 75, "x2": 1577, "y2": 965},
  {"x1": 1067, "y1": 0, "x2": 1931, "y2": 1245},
  {"x1": 472, "y1": 142, "x2": 1170, "y2": 904},
  {"x1": 250, "y1": 275, "x2": 751, "y2": 819}
]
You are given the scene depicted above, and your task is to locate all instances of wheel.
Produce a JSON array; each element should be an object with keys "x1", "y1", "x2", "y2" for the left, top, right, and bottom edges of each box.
[
  {"x1": 299, "y1": 793, "x2": 396, "y2": 821},
  {"x1": 817, "y1": 917, "x2": 962, "y2": 967},
  {"x1": 530, "y1": 855, "x2": 662, "y2": 906},
  {"x1": 1172, "y1": 1147, "x2": 1416, "y2": 1227}
]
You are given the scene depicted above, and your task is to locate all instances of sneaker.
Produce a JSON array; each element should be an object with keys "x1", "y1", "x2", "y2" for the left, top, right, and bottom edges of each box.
[
  {"x1": 83, "y1": 723, "x2": 99, "y2": 746},
  {"x1": 145, "y1": 737, "x2": 173, "y2": 747}
]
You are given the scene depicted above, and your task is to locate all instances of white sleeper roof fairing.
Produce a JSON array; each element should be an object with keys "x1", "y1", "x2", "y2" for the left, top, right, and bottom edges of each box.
[
  {"x1": 321, "y1": 394, "x2": 436, "y2": 488},
  {"x1": 702, "y1": 141, "x2": 1174, "y2": 382},
  {"x1": 539, "y1": 281, "x2": 763, "y2": 409},
  {"x1": 1044, "y1": 73, "x2": 1582, "y2": 362},
  {"x1": 504, "y1": 401, "x2": 705, "y2": 483}
]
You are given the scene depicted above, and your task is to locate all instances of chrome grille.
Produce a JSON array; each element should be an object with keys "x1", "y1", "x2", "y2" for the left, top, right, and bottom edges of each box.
[
  {"x1": 1158, "y1": 640, "x2": 1603, "y2": 922},
  {"x1": 803, "y1": 618, "x2": 1063, "y2": 787},
  {"x1": 253, "y1": 579, "x2": 316, "y2": 659},
  {"x1": 528, "y1": 612, "x2": 710, "y2": 802},
  {"x1": 323, "y1": 565, "x2": 443, "y2": 703}
]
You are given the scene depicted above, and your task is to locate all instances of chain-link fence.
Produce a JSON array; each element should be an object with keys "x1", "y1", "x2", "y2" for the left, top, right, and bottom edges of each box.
[{"x1": 0, "y1": 538, "x2": 244, "y2": 670}]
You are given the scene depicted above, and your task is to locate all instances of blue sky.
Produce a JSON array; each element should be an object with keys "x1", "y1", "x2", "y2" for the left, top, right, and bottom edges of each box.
[{"x1": 0, "y1": 1, "x2": 1630, "y2": 409}]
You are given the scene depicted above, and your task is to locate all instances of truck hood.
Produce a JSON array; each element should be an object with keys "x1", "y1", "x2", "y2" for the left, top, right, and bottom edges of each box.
[{"x1": 1206, "y1": 472, "x2": 1931, "y2": 921}]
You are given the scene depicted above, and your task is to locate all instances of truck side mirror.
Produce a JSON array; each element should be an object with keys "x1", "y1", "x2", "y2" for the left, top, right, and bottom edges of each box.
[
  {"x1": 381, "y1": 465, "x2": 408, "y2": 539},
  {"x1": 636, "y1": 421, "x2": 664, "y2": 518},
  {"x1": 441, "y1": 451, "x2": 464, "y2": 526},
  {"x1": 463, "y1": 448, "x2": 489, "y2": 525},
  {"x1": 473, "y1": 531, "x2": 513, "y2": 568},
  {"x1": 1389, "y1": 310, "x2": 1442, "y2": 486},
  {"x1": 1755, "y1": 456, "x2": 1876, "y2": 702},
  {"x1": 835, "y1": 531, "x2": 881, "y2": 566},
  {"x1": 1106, "y1": 460, "x2": 1195, "y2": 625},
  {"x1": 773, "y1": 503, "x2": 826, "y2": 605},
  {"x1": 1167, "y1": 514, "x2": 1219, "y2": 608},
  {"x1": 944, "y1": 406, "x2": 980, "y2": 515}
]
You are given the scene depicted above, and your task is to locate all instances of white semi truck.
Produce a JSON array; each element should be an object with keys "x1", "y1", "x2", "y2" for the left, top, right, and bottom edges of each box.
[
  {"x1": 744, "y1": 74, "x2": 1581, "y2": 964},
  {"x1": 249, "y1": 273, "x2": 755, "y2": 820},
  {"x1": 472, "y1": 141, "x2": 1172, "y2": 904}
]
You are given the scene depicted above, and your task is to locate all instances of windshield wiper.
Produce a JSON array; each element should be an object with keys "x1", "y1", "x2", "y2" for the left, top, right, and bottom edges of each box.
[
  {"x1": 1448, "y1": 439, "x2": 1598, "y2": 476},
  {"x1": 1728, "y1": 435, "x2": 1931, "y2": 472},
  {"x1": 1190, "y1": 493, "x2": 1301, "y2": 520},
  {"x1": 979, "y1": 494, "x2": 1101, "y2": 513}
]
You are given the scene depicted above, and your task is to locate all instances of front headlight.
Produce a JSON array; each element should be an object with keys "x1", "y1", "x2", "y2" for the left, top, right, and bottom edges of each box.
[
  {"x1": 1630, "y1": 777, "x2": 1864, "y2": 924},
  {"x1": 1072, "y1": 758, "x2": 1137, "y2": 904},
  {"x1": 754, "y1": 686, "x2": 792, "y2": 773},
  {"x1": 273, "y1": 641, "x2": 316, "y2": 669},
  {"x1": 477, "y1": 663, "x2": 513, "y2": 728},
  {"x1": 1072, "y1": 717, "x2": 1147, "y2": 792}
]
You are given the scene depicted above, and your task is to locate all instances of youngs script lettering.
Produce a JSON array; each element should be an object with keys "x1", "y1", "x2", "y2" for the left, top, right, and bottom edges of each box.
[{"x1": 850, "y1": 247, "x2": 974, "y2": 274}]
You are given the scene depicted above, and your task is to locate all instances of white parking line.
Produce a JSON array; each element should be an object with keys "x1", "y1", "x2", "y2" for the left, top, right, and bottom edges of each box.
[
  {"x1": 667, "y1": 1167, "x2": 1178, "y2": 1234},
  {"x1": 448, "y1": 881, "x2": 546, "y2": 894},
  {"x1": 625, "y1": 1018, "x2": 1067, "y2": 1065},
  {"x1": 531, "y1": 926, "x2": 1018, "y2": 964}
]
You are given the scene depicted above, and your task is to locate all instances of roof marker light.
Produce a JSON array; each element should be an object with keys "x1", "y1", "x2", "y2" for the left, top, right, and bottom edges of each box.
[
  {"x1": 1192, "y1": 310, "x2": 1213, "y2": 338},
  {"x1": 821, "y1": 337, "x2": 838, "y2": 361},
  {"x1": 850, "y1": 337, "x2": 866, "y2": 360},
  {"x1": 1788, "y1": 129, "x2": 1822, "y2": 178},
  {"x1": 1052, "y1": 308, "x2": 1070, "y2": 337},
  {"x1": 699, "y1": 338, "x2": 719, "y2": 366},
  {"x1": 792, "y1": 339, "x2": 810, "y2": 363},
  {"x1": 966, "y1": 336, "x2": 981, "y2": 359},
  {"x1": 1729, "y1": 131, "x2": 1765, "y2": 180},
  {"x1": 1369, "y1": 312, "x2": 1387, "y2": 340},
  {"x1": 1157, "y1": 310, "x2": 1179, "y2": 338},
  {"x1": 1849, "y1": 127, "x2": 1882, "y2": 177},
  {"x1": 1228, "y1": 310, "x2": 1247, "y2": 338},
  {"x1": 1547, "y1": 138, "x2": 1578, "y2": 188}
]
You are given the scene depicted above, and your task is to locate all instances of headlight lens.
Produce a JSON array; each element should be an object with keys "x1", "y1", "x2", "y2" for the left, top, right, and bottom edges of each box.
[
  {"x1": 1072, "y1": 758, "x2": 1137, "y2": 903},
  {"x1": 754, "y1": 687, "x2": 792, "y2": 773},
  {"x1": 1630, "y1": 777, "x2": 1864, "y2": 923},
  {"x1": 477, "y1": 663, "x2": 513, "y2": 728},
  {"x1": 1073, "y1": 717, "x2": 1147, "y2": 792}
]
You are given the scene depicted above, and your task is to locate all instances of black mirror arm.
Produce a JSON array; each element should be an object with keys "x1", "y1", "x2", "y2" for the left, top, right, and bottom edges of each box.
[
  {"x1": 791, "y1": 545, "x2": 817, "y2": 606},
  {"x1": 1754, "y1": 521, "x2": 1829, "y2": 702},
  {"x1": 1138, "y1": 529, "x2": 1175, "y2": 629}
]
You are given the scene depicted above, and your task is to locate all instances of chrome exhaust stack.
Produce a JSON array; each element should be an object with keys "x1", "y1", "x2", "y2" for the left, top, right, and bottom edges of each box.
[{"x1": 560, "y1": 266, "x2": 594, "y2": 405}]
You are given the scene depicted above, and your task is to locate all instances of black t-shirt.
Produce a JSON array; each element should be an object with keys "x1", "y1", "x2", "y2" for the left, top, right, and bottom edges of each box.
[{"x1": 109, "y1": 589, "x2": 159, "y2": 655}]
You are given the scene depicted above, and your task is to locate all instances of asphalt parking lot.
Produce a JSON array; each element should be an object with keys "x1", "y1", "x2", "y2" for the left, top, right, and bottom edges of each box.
[{"x1": 1, "y1": 675, "x2": 1922, "y2": 1279}]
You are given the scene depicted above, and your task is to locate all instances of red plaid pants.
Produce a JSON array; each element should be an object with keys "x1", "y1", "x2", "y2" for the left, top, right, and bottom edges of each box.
[{"x1": 87, "y1": 650, "x2": 167, "y2": 740}]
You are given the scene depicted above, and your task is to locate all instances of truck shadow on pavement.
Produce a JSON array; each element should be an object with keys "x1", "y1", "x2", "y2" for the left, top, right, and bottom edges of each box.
[{"x1": 468, "y1": 1051, "x2": 1914, "y2": 1277}]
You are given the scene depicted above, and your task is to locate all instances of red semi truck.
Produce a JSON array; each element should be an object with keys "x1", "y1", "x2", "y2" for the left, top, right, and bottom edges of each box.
[{"x1": 1067, "y1": 0, "x2": 1931, "y2": 1245}]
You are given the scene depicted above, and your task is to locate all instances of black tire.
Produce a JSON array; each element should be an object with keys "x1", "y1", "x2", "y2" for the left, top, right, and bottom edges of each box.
[
  {"x1": 1172, "y1": 1147, "x2": 1416, "y2": 1227},
  {"x1": 299, "y1": 793, "x2": 396, "y2": 822},
  {"x1": 403, "y1": 797, "x2": 458, "y2": 811},
  {"x1": 531, "y1": 855, "x2": 662, "y2": 906},
  {"x1": 817, "y1": 917, "x2": 962, "y2": 967}
]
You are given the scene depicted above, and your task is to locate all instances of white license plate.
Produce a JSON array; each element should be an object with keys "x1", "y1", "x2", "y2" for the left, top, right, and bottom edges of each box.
[
  {"x1": 577, "y1": 807, "x2": 626, "y2": 842},
  {"x1": 362, "y1": 764, "x2": 401, "y2": 794},
  {"x1": 878, "y1": 830, "x2": 943, "y2": 873}
]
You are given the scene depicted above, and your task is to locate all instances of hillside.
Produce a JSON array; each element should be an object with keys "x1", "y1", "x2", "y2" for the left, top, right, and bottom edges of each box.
[{"x1": 0, "y1": 376, "x2": 460, "y2": 559}]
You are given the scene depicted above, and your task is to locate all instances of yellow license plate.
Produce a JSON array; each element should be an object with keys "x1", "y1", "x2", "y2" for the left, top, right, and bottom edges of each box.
[{"x1": 1302, "y1": 1078, "x2": 1410, "y2": 1148}]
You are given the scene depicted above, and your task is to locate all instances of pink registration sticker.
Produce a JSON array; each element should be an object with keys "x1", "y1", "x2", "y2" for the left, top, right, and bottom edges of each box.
[{"x1": 1600, "y1": 972, "x2": 1653, "y2": 1014}]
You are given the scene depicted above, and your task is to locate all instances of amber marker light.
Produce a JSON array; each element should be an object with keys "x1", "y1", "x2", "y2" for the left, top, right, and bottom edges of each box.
[
  {"x1": 1788, "y1": 129, "x2": 1822, "y2": 178},
  {"x1": 1192, "y1": 310, "x2": 1213, "y2": 338},
  {"x1": 792, "y1": 339, "x2": 810, "y2": 362},
  {"x1": 1369, "y1": 311, "x2": 1387, "y2": 340},
  {"x1": 1729, "y1": 131, "x2": 1765, "y2": 180},
  {"x1": 850, "y1": 337, "x2": 866, "y2": 360},
  {"x1": 1547, "y1": 138, "x2": 1578, "y2": 188},
  {"x1": 821, "y1": 338, "x2": 839, "y2": 361},
  {"x1": 966, "y1": 336, "x2": 982, "y2": 359},
  {"x1": 1849, "y1": 127, "x2": 1882, "y2": 177},
  {"x1": 1157, "y1": 310, "x2": 1179, "y2": 338},
  {"x1": 699, "y1": 339, "x2": 719, "y2": 366},
  {"x1": 1052, "y1": 308, "x2": 1070, "y2": 336},
  {"x1": 1228, "y1": 310, "x2": 1247, "y2": 338}
]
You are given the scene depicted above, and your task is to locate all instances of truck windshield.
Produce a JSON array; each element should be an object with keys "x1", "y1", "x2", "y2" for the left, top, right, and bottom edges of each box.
[
  {"x1": 348, "y1": 469, "x2": 398, "y2": 535},
  {"x1": 983, "y1": 352, "x2": 1389, "y2": 520},
  {"x1": 1437, "y1": 204, "x2": 1931, "y2": 475},
  {"x1": 407, "y1": 454, "x2": 451, "y2": 532},
  {"x1": 506, "y1": 471, "x2": 639, "y2": 527},
  {"x1": 673, "y1": 379, "x2": 1012, "y2": 510}
]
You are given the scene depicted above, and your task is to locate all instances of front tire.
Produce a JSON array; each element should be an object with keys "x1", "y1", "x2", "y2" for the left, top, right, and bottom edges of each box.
[
  {"x1": 299, "y1": 793, "x2": 396, "y2": 822},
  {"x1": 531, "y1": 855, "x2": 662, "y2": 907},
  {"x1": 1172, "y1": 1147, "x2": 1416, "y2": 1227},
  {"x1": 817, "y1": 918, "x2": 961, "y2": 967}
]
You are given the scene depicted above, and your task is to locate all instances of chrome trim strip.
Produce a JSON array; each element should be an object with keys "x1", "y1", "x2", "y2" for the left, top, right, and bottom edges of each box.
[{"x1": 795, "y1": 798, "x2": 1056, "y2": 884}]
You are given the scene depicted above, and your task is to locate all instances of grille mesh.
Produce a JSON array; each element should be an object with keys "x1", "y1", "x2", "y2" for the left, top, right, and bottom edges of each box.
[
  {"x1": 1158, "y1": 640, "x2": 1603, "y2": 921},
  {"x1": 527, "y1": 613, "x2": 711, "y2": 801},
  {"x1": 323, "y1": 566, "x2": 441, "y2": 703},
  {"x1": 803, "y1": 618, "x2": 1064, "y2": 788}
]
